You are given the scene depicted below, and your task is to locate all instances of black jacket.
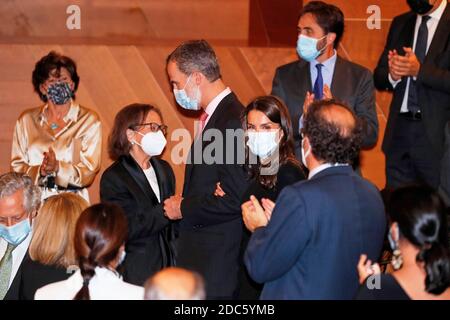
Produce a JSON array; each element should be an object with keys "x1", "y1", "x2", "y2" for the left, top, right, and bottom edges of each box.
[
  {"x1": 176, "y1": 92, "x2": 251, "y2": 299},
  {"x1": 100, "y1": 155, "x2": 175, "y2": 286},
  {"x1": 374, "y1": 5, "x2": 450, "y2": 158}
]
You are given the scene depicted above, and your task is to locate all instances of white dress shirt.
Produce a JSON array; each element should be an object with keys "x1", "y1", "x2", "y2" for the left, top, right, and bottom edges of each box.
[
  {"x1": 34, "y1": 267, "x2": 144, "y2": 300},
  {"x1": 389, "y1": 0, "x2": 447, "y2": 112},
  {"x1": 203, "y1": 87, "x2": 232, "y2": 129},
  {"x1": 0, "y1": 232, "x2": 32, "y2": 289},
  {"x1": 143, "y1": 165, "x2": 161, "y2": 203}
]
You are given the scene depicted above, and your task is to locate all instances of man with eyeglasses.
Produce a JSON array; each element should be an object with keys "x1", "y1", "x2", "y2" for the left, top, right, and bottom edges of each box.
[{"x1": 0, "y1": 172, "x2": 41, "y2": 300}]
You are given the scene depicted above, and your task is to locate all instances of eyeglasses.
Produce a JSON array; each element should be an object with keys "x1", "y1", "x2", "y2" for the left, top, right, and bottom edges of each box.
[{"x1": 132, "y1": 122, "x2": 168, "y2": 135}]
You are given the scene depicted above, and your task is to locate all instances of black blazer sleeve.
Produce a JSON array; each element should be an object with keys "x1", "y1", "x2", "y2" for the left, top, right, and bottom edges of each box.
[
  {"x1": 100, "y1": 165, "x2": 171, "y2": 241},
  {"x1": 355, "y1": 68, "x2": 379, "y2": 148},
  {"x1": 374, "y1": 16, "x2": 401, "y2": 91}
]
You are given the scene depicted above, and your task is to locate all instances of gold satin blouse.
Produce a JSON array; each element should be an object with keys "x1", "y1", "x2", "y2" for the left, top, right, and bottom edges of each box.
[{"x1": 11, "y1": 102, "x2": 102, "y2": 196}]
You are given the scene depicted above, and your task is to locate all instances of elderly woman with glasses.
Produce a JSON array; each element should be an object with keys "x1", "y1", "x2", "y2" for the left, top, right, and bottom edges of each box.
[{"x1": 100, "y1": 103, "x2": 175, "y2": 286}]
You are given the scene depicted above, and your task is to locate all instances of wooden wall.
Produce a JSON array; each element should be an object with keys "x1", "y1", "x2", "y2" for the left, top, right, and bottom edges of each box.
[{"x1": 0, "y1": 1, "x2": 414, "y2": 203}]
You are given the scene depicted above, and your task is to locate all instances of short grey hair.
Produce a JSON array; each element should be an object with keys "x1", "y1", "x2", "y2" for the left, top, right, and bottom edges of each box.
[
  {"x1": 167, "y1": 39, "x2": 221, "y2": 82},
  {"x1": 0, "y1": 172, "x2": 41, "y2": 213},
  {"x1": 144, "y1": 270, "x2": 206, "y2": 300}
]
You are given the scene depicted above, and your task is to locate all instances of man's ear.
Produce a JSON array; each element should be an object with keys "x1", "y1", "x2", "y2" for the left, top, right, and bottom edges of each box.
[
  {"x1": 193, "y1": 71, "x2": 203, "y2": 86},
  {"x1": 327, "y1": 32, "x2": 337, "y2": 46}
]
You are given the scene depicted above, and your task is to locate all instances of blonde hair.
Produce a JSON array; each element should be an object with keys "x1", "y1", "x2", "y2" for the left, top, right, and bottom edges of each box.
[{"x1": 29, "y1": 193, "x2": 89, "y2": 268}]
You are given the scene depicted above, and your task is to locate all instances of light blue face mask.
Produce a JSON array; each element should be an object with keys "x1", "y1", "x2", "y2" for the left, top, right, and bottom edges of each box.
[
  {"x1": 173, "y1": 74, "x2": 201, "y2": 111},
  {"x1": 0, "y1": 218, "x2": 32, "y2": 246},
  {"x1": 296, "y1": 34, "x2": 328, "y2": 62}
]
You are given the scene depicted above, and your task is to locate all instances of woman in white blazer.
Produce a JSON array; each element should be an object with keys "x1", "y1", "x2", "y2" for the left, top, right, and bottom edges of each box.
[{"x1": 35, "y1": 203, "x2": 144, "y2": 300}]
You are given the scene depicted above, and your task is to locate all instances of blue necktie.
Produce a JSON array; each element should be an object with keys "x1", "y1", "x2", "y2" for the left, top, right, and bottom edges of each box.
[
  {"x1": 407, "y1": 15, "x2": 430, "y2": 113},
  {"x1": 313, "y1": 64, "x2": 324, "y2": 100}
]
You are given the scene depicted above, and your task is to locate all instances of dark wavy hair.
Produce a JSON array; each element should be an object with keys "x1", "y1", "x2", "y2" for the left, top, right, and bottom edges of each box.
[
  {"x1": 108, "y1": 103, "x2": 164, "y2": 160},
  {"x1": 387, "y1": 185, "x2": 450, "y2": 295},
  {"x1": 73, "y1": 203, "x2": 128, "y2": 300},
  {"x1": 299, "y1": 1, "x2": 345, "y2": 49},
  {"x1": 302, "y1": 99, "x2": 362, "y2": 165},
  {"x1": 242, "y1": 95, "x2": 302, "y2": 189},
  {"x1": 32, "y1": 51, "x2": 80, "y2": 102}
]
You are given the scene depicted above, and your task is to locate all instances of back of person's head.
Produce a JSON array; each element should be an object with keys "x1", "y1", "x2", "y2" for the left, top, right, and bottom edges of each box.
[
  {"x1": 144, "y1": 267, "x2": 206, "y2": 300},
  {"x1": 302, "y1": 99, "x2": 362, "y2": 165},
  {"x1": 387, "y1": 185, "x2": 450, "y2": 295},
  {"x1": 29, "y1": 193, "x2": 89, "y2": 268},
  {"x1": 167, "y1": 39, "x2": 221, "y2": 82},
  {"x1": 73, "y1": 203, "x2": 128, "y2": 300},
  {"x1": 299, "y1": 1, "x2": 345, "y2": 48}
]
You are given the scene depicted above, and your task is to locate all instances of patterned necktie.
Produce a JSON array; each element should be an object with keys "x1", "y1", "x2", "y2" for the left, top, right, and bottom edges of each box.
[
  {"x1": 0, "y1": 242, "x2": 17, "y2": 300},
  {"x1": 407, "y1": 15, "x2": 430, "y2": 113},
  {"x1": 313, "y1": 63, "x2": 324, "y2": 100}
]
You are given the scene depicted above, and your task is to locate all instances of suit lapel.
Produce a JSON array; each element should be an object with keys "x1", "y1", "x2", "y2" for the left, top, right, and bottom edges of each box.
[
  {"x1": 399, "y1": 13, "x2": 417, "y2": 53},
  {"x1": 297, "y1": 60, "x2": 313, "y2": 97},
  {"x1": 150, "y1": 157, "x2": 170, "y2": 201},
  {"x1": 426, "y1": 4, "x2": 450, "y2": 63},
  {"x1": 120, "y1": 155, "x2": 159, "y2": 204},
  {"x1": 330, "y1": 56, "x2": 345, "y2": 97}
]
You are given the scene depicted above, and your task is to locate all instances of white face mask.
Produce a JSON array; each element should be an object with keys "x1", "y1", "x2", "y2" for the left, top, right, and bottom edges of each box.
[
  {"x1": 301, "y1": 138, "x2": 311, "y2": 167},
  {"x1": 133, "y1": 130, "x2": 167, "y2": 156},
  {"x1": 247, "y1": 130, "x2": 280, "y2": 159}
]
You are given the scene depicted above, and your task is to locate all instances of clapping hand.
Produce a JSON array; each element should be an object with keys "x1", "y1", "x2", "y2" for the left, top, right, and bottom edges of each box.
[
  {"x1": 40, "y1": 147, "x2": 59, "y2": 176},
  {"x1": 357, "y1": 254, "x2": 381, "y2": 285},
  {"x1": 241, "y1": 195, "x2": 269, "y2": 232}
]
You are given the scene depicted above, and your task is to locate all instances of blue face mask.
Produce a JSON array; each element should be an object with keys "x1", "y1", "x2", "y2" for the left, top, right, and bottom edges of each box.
[
  {"x1": 296, "y1": 34, "x2": 328, "y2": 62},
  {"x1": 173, "y1": 75, "x2": 201, "y2": 111},
  {"x1": 47, "y1": 82, "x2": 73, "y2": 105},
  {"x1": 0, "y1": 218, "x2": 32, "y2": 246}
]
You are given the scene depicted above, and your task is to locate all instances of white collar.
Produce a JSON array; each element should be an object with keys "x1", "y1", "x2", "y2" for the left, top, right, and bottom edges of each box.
[
  {"x1": 39, "y1": 101, "x2": 79, "y2": 126},
  {"x1": 204, "y1": 87, "x2": 231, "y2": 118},
  {"x1": 425, "y1": 0, "x2": 447, "y2": 21},
  {"x1": 308, "y1": 163, "x2": 349, "y2": 179}
]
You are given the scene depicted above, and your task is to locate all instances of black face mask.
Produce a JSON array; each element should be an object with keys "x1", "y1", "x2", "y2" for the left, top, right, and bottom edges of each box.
[{"x1": 407, "y1": 0, "x2": 434, "y2": 15}]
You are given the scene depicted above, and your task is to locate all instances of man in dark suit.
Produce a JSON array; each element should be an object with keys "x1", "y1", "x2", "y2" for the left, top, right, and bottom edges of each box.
[
  {"x1": 0, "y1": 172, "x2": 41, "y2": 300},
  {"x1": 243, "y1": 100, "x2": 386, "y2": 299},
  {"x1": 271, "y1": 1, "x2": 379, "y2": 159},
  {"x1": 374, "y1": 0, "x2": 450, "y2": 190},
  {"x1": 164, "y1": 40, "x2": 250, "y2": 299}
]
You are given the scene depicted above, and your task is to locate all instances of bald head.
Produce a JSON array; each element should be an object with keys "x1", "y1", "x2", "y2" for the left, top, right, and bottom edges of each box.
[
  {"x1": 320, "y1": 103, "x2": 356, "y2": 137},
  {"x1": 302, "y1": 99, "x2": 362, "y2": 165},
  {"x1": 144, "y1": 267, "x2": 206, "y2": 300}
]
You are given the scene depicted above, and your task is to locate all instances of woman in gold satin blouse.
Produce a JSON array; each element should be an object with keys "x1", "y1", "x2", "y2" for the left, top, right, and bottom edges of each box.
[{"x1": 11, "y1": 51, "x2": 101, "y2": 201}]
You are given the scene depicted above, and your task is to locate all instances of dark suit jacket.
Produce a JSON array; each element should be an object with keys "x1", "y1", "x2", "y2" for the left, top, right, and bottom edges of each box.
[
  {"x1": 245, "y1": 166, "x2": 386, "y2": 300},
  {"x1": 3, "y1": 252, "x2": 27, "y2": 300},
  {"x1": 439, "y1": 121, "x2": 450, "y2": 205},
  {"x1": 100, "y1": 155, "x2": 176, "y2": 286},
  {"x1": 176, "y1": 92, "x2": 250, "y2": 299},
  {"x1": 374, "y1": 5, "x2": 450, "y2": 158},
  {"x1": 19, "y1": 256, "x2": 70, "y2": 300},
  {"x1": 271, "y1": 56, "x2": 379, "y2": 158}
]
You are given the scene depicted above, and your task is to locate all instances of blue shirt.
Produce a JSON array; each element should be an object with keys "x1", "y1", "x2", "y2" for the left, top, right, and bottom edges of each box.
[
  {"x1": 309, "y1": 49, "x2": 337, "y2": 90},
  {"x1": 299, "y1": 50, "x2": 338, "y2": 131}
]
